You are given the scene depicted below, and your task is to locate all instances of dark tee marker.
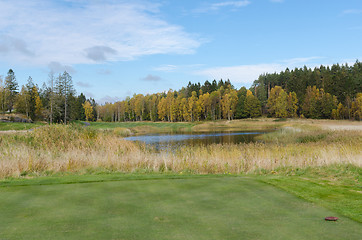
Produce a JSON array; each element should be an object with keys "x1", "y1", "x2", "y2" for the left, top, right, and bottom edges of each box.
[{"x1": 325, "y1": 216, "x2": 338, "y2": 221}]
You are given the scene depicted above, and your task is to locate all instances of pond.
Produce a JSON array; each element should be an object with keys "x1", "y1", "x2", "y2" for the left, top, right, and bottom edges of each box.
[{"x1": 124, "y1": 131, "x2": 264, "y2": 150}]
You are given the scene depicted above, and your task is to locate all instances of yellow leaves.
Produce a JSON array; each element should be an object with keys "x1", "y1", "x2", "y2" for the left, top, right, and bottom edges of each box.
[
  {"x1": 157, "y1": 97, "x2": 167, "y2": 121},
  {"x1": 267, "y1": 86, "x2": 298, "y2": 118},
  {"x1": 35, "y1": 95, "x2": 43, "y2": 117},
  {"x1": 246, "y1": 90, "x2": 253, "y2": 97},
  {"x1": 82, "y1": 101, "x2": 94, "y2": 121},
  {"x1": 353, "y1": 93, "x2": 362, "y2": 120},
  {"x1": 221, "y1": 89, "x2": 238, "y2": 120}
]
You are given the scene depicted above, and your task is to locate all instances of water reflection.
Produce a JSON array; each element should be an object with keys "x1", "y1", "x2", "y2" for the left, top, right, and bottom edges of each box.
[{"x1": 124, "y1": 131, "x2": 263, "y2": 150}]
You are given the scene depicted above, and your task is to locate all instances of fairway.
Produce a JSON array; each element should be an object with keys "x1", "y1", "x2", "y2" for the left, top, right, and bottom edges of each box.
[{"x1": 0, "y1": 176, "x2": 361, "y2": 240}]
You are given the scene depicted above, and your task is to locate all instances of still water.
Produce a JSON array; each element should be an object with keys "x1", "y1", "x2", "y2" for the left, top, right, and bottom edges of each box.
[{"x1": 124, "y1": 131, "x2": 264, "y2": 150}]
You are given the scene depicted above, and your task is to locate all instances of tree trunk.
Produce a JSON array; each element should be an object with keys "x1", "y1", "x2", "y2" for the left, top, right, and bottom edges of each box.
[{"x1": 64, "y1": 96, "x2": 67, "y2": 124}]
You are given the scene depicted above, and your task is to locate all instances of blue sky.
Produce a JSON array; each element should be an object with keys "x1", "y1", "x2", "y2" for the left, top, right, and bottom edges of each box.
[{"x1": 1, "y1": 0, "x2": 362, "y2": 103}]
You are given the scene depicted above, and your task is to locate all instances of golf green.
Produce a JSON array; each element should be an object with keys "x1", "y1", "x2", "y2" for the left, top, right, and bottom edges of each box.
[{"x1": 0, "y1": 176, "x2": 361, "y2": 239}]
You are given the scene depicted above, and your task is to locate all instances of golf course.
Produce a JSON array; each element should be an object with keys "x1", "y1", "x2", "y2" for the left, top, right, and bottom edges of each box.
[
  {"x1": 2, "y1": 0, "x2": 362, "y2": 238},
  {"x1": 0, "y1": 174, "x2": 361, "y2": 240},
  {"x1": 0, "y1": 119, "x2": 361, "y2": 239}
]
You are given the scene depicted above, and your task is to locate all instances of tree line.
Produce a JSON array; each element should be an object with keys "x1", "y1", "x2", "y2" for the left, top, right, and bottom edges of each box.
[
  {"x1": 0, "y1": 69, "x2": 96, "y2": 123},
  {"x1": 1, "y1": 60, "x2": 361, "y2": 123},
  {"x1": 252, "y1": 61, "x2": 362, "y2": 116},
  {"x1": 98, "y1": 61, "x2": 362, "y2": 122}
]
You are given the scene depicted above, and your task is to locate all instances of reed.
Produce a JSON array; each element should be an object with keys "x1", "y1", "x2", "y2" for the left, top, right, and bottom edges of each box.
[{"x1": 0, "y1": 124, "x2": 360, "y2": 178}]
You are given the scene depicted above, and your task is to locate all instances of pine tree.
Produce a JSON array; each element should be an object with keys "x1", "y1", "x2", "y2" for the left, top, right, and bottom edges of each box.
[
  {"x1": 55, "y1": 71, "x2": 75, "y2": 124},
  {"x1": 320, "y1": 92, "x2": 337, "y2": 119},
  {"x1": 235, "y1": 87, "x2": 247, "y2": 119},
  {"x1": 4, "y1": 69, "x2": 18, "y2": 113}
]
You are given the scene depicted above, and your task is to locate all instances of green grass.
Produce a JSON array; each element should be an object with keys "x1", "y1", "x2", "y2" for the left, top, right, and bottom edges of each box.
[
  {"x1": 0, "y1": 175, "x2": 361, "y2": 240},
  {"x1": 0, "y1": 122, "x2": 45, "y2": 131},
  {"x1": 87, "y1": 121, "x2": 197, "y2": 133},
  {"x1": 259, "y1": 165, "x2": 362, "y2": 223}
]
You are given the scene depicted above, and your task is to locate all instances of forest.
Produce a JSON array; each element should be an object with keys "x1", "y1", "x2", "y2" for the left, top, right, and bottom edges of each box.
[
  {"x1": 0, "y1": 61, "x2": 361, "y2": 123},
  {"x1": 0, "y1": 70, "x2": 97, "y2": 123},
  {"x1": 96, "y1": 61, "x2": 362, "y2": 122}
]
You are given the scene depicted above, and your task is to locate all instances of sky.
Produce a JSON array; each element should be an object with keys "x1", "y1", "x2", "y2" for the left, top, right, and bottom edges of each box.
[{"x1": 1, "y1": 0, "x2": 362, "y2": 103}]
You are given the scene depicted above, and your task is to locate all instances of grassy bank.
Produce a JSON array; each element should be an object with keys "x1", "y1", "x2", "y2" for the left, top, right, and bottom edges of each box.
[
  {"x1": 0, "y1": 121, "x2": 45, "y2": 131},
  {"x1": 85, "y1": 118, "x2": 286, "y2": 135},
  {"x1": 257, "y1": 165, "x2": 362, "y2": 223},
  {"x1": 0, "y1": 121, "x2": 360, "y2": 178},
  {"x1": 0, "y1": 120, "x2": 361, "y2": 238},
  {"x1": 0, "y1": 175, "x2": 361, "y2": 239},
  {"x1": 87, "y1": 121, "x2": 197, "y2": 135}
]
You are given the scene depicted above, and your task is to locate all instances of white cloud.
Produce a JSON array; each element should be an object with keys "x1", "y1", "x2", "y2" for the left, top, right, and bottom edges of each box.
[
  {"x1": 194, "y1": 57, "x2": 324, "y2": 86},
  {"x1": 195, "y1": 1, "x2": 250, "y2": 13},
  {"x1": 83, "y1": 91, "x2": 95, "y2": 99},
  {"x1": 85, "y1": 46, "x2": 118, "y2": 62},
  {"x1": 141, "y1": 74, "x2": 162, "y2": 82},
  {"x1": 0, "y1": 35, "x2": 34, "y2": 56},
  {"x1": 153, "y1": 63, "x2": 205, "y2": 73},
  {"x1": 48, "y1": 62, "x2": 76, "y2": 74},
  {"x1": 153, "y1": 65, "x2": 178, "y2": 72},
  {"x1": 279, "y1": 57, "x2": 322, "y2": 65},
  {"x1": 97, "y1": 69, "x2": 112, "y2": 75},
  {"x1": 0, "y1": 0, "x2": 200, "y2": 66},
  {"x1": 342, "y1": 9, "x2": 362, "y2": 15},
  {"x1": 76, "y1": 81, "x2": 92, "y2": 88},
  {"x1": 211, "y1": 1, "x2": 251, "y2": 9},
  {"x1": 195, "y1": 64, "x2": 283, "y2": 85},
  {"x1": 97, "y1": 95, "x2": 122, "y2": 105}
]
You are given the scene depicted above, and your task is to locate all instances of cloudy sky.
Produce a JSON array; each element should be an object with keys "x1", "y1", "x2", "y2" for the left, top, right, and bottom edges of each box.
[{"x1": 1, "y1": 0, "x2": 361, "y2": 103}]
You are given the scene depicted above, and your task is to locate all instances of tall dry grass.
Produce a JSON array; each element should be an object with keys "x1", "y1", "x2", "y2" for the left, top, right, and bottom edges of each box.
[{"x1": 0, "y1": 124, "x2": 361, "y2": 178}]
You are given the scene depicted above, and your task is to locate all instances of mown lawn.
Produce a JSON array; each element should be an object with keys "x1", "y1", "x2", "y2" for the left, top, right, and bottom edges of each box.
[
  {"x1": 260, "y1": 173, "x2": 362, "y2": 223},
  {"x1": 0, "y1": 175, "x2": 361, "y2": 240},
  {"x1": 0, "y1": 122, "x2": 44, "y2": 131},
  {"x1": 86, "y1": 121, "x2": 197, "y2": 134}
]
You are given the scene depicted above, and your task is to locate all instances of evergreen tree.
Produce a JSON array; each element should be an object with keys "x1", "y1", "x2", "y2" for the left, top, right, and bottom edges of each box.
[
  {"x1": 4, "y1": 69, "x2": 18, "y2": 113},
  {"x1": 55, "y1": 71, "x2": 75, "y2": 124},
  {"x1": 26, "y1": 77, "x2": 38, "y2": 120},
  {"x1": 235, "y1": 87, "x2": 247, "y2": 119},
  {"x1": 320, "y1": 92, "x2": 337, "y2": 119}
]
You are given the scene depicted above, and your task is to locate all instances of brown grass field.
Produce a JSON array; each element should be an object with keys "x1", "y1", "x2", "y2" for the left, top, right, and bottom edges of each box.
[{"x1": 0, "y1": 119, "x2": 360, "y2": 178}]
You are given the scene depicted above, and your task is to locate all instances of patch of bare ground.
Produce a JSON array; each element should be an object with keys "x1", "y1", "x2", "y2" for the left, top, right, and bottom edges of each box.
[{"x1": 310, "y1": 120, "x2": 362, "y2": 131}]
